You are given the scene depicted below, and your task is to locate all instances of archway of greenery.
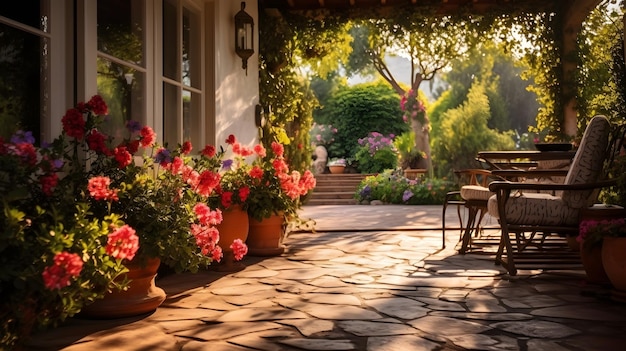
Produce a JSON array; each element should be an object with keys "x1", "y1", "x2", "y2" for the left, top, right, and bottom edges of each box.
[{"x1": 258, "y1": 1, "x2": 625, "y2": 174}]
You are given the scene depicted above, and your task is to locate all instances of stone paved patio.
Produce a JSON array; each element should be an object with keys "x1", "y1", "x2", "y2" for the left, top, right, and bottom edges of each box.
[{"x1": 26, "y1": 205, "x2": 626, "y2": 350}]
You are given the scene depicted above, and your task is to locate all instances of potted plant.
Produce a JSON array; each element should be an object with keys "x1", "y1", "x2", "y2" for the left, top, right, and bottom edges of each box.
[
  {"x1": 0, "y1": 101, "x2": 143, "y2": 347},
  {"x1": 206, "y1": 134, "x2": 256, "y2": 270},
  {"x1": 394, "y1": 131, "x2": 426, "y2": 175},
  {"x1": 327, "y1": 157, "x2": 347, "y2": 174},
  {"x1": 578, "y1": 217, "x2": 626, "y2": 291},
  {"x1": 48, "y1": 96, "x2": 231, "y2": 318},
  {"x1": 245, "y1": 141, "x2": 316, "y2": 256}
]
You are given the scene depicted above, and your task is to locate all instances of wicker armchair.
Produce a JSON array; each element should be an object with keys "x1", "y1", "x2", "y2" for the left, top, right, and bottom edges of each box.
[{"x1": 487, "y1": 115, "x2": 625, "y2": 275}]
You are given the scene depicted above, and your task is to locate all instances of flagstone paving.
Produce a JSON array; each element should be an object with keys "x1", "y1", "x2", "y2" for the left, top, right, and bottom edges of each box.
[{"x1": 26, "y1": 205, "x2": 626, "y2": 350}]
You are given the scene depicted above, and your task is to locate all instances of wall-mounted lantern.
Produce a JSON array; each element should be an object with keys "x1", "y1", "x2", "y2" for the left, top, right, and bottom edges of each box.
[{"x1": 234, "y1": 2, "x2": 254, "y2": 74}]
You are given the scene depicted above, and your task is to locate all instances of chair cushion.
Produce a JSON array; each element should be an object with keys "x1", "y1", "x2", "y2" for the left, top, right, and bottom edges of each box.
[
  {"x1": 460, "y1": 185, "x2": 492, "y2": 201},
  {"x1": 561, "y1": 115, "x2": 611, "y2": 208},
  {"x1": 488, "y1": 192, "x2": 579, "y2": 226}
]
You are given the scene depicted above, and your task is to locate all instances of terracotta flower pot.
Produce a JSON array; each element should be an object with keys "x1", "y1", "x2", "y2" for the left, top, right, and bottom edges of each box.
[
  {"x1": 328, "y1": 165, "x2": 345, "y2": 174},
  {"x1": 81, "y1": 257, "x2": 166, "y2": 318},
  {"x1": 215, "y1": 205, "x2": 249, "y2": 272},
  {"x1": 580, "y1": 242, "x2": 610, "y2": 285},
  {"x1": 602, "y1": 237, "x2": 626, "y2": 302},
  {"x1": 247, "y1": 213, "x2": 285, "y2": 256}
]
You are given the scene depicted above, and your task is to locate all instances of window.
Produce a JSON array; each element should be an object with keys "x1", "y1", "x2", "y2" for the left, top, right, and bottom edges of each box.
[
  {"x1": 162, "y1": 0, "x2": 203, "y2": 149},
  {"x1": 0, "y1": 0, "x2": 51, "y2": 143},
  {"x1": 96, "y1": 0, "x2": 146, "y2": 142},
  {"x1": 95, "y1": 0, "x2": 204, "y2": 149}
]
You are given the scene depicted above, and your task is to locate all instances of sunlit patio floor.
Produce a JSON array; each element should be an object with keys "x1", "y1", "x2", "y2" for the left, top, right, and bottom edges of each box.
[{"x1": 26, "y1": 205, "x2": 626, "y2": 351}]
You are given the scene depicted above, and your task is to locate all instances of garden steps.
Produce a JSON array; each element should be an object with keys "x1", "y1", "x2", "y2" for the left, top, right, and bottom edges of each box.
[{"x1": 306, "y1": 173, "x2": 370, "y2": 206}]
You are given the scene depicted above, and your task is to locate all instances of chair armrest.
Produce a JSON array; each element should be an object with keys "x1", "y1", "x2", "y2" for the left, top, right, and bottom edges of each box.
[
  {"x1": 488, "y1": 178, "x2": 618, "y2": 192},
  {"x1": 490, "y1": 169, "x2": 569, "y2": 179}
]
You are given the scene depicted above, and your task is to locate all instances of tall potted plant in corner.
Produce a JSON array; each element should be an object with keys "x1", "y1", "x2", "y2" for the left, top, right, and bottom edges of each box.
[{"x1": 246, "y1": 141, "x2": 316, "y2": 256}]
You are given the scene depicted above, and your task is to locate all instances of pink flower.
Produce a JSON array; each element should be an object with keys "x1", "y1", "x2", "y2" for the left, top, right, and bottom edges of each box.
[
  {"x1": 42, "y1": 252, "x2": 84, "y2": 290},
  {"x1": 238, "y1": 186, "x2": 250, "y2": 202},
  {"x1": 211, "y1": 246, "x2": 223, "y2": 262},
  {"x1": 191, "y1": 224, "x2": 220, "y2": 255},
  {"x1": 87, "y1": 95, "x2": 109, "y2": 115},
  {"x1": 40, "y1": 173, "x2": 59, "y2": 196},
  {"x1": 271, "y1": 142, "x2": 284, "y2": 157},
  {"x1": 139, "y1": 126, "x2": 156, "y2": 147},
  {"x1": 194, "y1": 204, "x2": 223, "y2": 226},
  {"x1": 181, "y1": 141, "x2": 192, "y2": 155},
  {"x1": 106, "y1": 225, "x2": 140, "y2": 260},
  {"x1": 86, "y1": 130, "x2": 110, "y2": 155},
  {"x1": 196, "y1": 170, "x2": 220, "y2": 197},
  {"x1": 87, "y1": 176, "x2": 119, "y2": 201},
  {"x1": 254, "y1": 144, "x2": 266, "y2": 157},
  {"x1": 225, "y1": 134, "x2": 236, "y2": 145},
  {"x1": 114, "y1": 146, "x2": 133, "y2": 168},
  {"x1": 230, "y1": 239, "x2": 248, "y2": 261},
  {"x1": 249, "y1": 165, "x2": 263, "y2": 179},
  {"x1": 61, "y1": 108, "x2": 85, "y2": 139},
  {"x1": 202, "y1": 144, "x2": 216, "y2": 157}
]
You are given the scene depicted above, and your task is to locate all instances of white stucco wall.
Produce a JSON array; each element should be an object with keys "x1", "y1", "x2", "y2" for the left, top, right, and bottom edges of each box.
[{"x1": 212, "y1": 0, "x2": 259, "y2": 149}]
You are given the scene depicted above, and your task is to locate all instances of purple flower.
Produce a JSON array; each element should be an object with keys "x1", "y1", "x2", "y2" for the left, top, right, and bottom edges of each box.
[
  {"x1": 360, "y1": 185, "x2": 371, "y2": 198},
  {"x1": 52, "y1": 159, "x2": 64, "y2": 170},
  {"x1": 10, "y1": 130, "x2": 35, "y2": 145},
  {"x1": 402, "y1": 190, "x2": 414, "y2": 202},
  {"x1": 126, "y1": 120, "x2": 142, "y2": 133},
  {"x1": 154, "y1": 148, "x2": 172, "y2": 164},
  {"x1": 222, "y1": 159, "x2": 234, "y2": 170}
]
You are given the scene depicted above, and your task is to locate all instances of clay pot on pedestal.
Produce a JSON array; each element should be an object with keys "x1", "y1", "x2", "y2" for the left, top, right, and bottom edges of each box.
[
  {"x1": 81, "y1": 257, "x2": 166, "y2": 318},
  {"x1": 247, "y1": 212, "x2": 286, "y2": 256}
]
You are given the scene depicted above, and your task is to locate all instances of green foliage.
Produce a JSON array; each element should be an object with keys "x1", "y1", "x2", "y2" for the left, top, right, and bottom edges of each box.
[
  {"x1": 432, "y1": 82, "x2": 515, "y2": 177},
  {"x1": 576, "y1": 2, "x2": 625, "y2": 128},
  {"x1": 394, "y1": 131, "x2": 424, "y2": 169},
  {"x1": 512, "y1": 13, "x2": 563, "y2": 140},
  {"x1": 354, "y1": 132, "x2": 398, "y2": 174},
  {"x1": 429, "y1": 41, "x2": 539, "y2": 145},
  {"x1": 310, "y1": 73, "x2": 348, "y2": 124},
  {"x1": 259, "y1": 12, "x2": 319, "y2": 174},
  {"x1": 323, "y1": 81, "x2": 408, "y2": 159},
  {"x1": 354, "y1": 170, "x2": 455, "y2": 205}
]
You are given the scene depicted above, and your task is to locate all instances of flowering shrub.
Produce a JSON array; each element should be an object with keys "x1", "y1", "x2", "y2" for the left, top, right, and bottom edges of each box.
[
  {"x1": 577, "y1": 217, "x2": 626, "y2": 250},
  {"x1": 355, "y1": 132, "x2": 398, "y2": 174},
  {"x1": 203, "y1": 135, "x2": 315, "y2": 223},
  {"x1": 354, "y1": 170, "x2": 455, "y2": 205},
  {"x1": 400, "y1": 89, "x2": 426, "y2": 124},
  {"x1": 309, "y1": 123, "x2": 337, "y2": 147},
  {"x1": 61, "y1": 99, "x2": 227, "y2": 273},
  {"x1": 0, "y1": 100, "x2": 140, "y2": 347}
]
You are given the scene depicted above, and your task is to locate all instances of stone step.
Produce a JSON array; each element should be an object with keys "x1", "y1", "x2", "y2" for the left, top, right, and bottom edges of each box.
[
  {"x1": 309, "y1": 173, "x2": 369, "y2": 205},
  {"x1": 305, "y1": 198, "x2": 358, "y2": 206}
]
